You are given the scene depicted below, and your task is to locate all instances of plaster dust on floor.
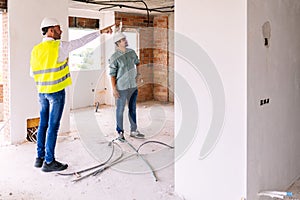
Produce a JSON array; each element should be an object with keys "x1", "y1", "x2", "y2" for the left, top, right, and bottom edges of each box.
[{"x1": 0, "y1": 101, "x2": 183, "y2": 200}]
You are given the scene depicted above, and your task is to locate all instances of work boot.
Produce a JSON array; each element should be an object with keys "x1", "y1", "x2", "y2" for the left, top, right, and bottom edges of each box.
[
  {"x1": 34, "y1": 157, "x2": 44, "y2": 168},
  {"x1": 41, "y1": 160, "x2": 68, "y2": 172},
  {"x1": 130, "y1": 130, "x2": 145, "y2": 139}
]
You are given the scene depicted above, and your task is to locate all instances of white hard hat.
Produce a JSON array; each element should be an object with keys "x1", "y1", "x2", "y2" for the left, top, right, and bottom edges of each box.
[
  {"x1": 40, "y1": 17, "x2": 60, "y2": 29},
  {"x1": 113, "y1": 32, "x2": 126, "y2": 43}
]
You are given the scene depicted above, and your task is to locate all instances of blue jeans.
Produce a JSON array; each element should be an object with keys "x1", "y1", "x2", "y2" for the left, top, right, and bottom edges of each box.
[
  {"x1": 36, "y1": 89, "x2": 65, "y2": 163},
  {"x1": 116, "y1": 88, "x2": 138, "y2": 133}
]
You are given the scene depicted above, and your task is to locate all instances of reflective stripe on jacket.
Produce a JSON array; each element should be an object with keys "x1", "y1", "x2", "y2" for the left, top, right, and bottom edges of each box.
[{"x1": 30, "y1": 40, "x2": 72, "y2": 93}]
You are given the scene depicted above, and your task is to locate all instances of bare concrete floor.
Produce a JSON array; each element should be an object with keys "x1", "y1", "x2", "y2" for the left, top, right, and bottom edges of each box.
[
  {"x1": 0, "y1": 101, "x2": 182, "y2": 200},
  {"x1": 287, "y1": 178, "x2": 300, "y2": 199},
  {"x1": 257, "y1": 181, "x2": 300, "y2": 199},
  {"x1": 4, "y1": 100, "x2": 300, "y2": 200}
]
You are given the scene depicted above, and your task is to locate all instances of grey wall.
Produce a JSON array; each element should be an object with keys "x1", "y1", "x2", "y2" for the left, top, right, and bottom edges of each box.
[{"x1": 248, "y1": 0, "x2": 300, "y2": 199}]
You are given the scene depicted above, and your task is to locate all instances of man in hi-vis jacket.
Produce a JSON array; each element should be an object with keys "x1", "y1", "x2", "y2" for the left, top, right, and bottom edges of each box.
[{"x1": 31, "y1": 17, "x2": 112, "y2": 172}]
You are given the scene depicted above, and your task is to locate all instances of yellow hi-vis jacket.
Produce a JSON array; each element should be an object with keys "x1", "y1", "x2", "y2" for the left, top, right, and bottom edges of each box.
[{"x1": 30, "y1": 40, "x2": 72, "y2": 93}]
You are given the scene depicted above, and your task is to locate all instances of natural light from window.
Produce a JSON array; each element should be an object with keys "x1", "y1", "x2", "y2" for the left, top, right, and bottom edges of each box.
[{"x1": 68, "y1": 28, "x2": 100, "y2": 71}]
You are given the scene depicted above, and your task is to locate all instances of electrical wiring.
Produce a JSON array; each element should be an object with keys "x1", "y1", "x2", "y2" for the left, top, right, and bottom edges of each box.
[
  {"x1": 137, "y1": 140, "x2": 174, "y2": 152},
  {"x1": 57, "y1": 137, "x2": 174, "y2": 182},
  {"x1": 72, "y1": 0, "x2": 174, "y2": 26},
  {"x1": 57, "y1": 140, "x2": 122, "y2": 177}
]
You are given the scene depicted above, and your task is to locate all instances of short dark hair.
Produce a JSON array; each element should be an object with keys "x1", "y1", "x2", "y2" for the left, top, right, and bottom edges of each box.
[
  {"x1": 41, "y1": 26, "x2": 53, "y2": 35},
  {"x1": 115, "y1": 40, "x2": 123, "y2": 47}
]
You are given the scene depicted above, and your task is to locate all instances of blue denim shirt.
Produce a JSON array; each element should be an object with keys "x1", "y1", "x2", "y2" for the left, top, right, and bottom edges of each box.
[{"x1": 109, "y1": 48, "x2": 139, "y2": 90}]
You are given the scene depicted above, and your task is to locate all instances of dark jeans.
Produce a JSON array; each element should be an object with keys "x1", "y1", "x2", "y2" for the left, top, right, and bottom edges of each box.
[
  {"x1": 36, "y1": 89, "x2": 65, "y2": 163},
  {"x1": 116, "y1": 88, "x2": 138, "y2": 133}
]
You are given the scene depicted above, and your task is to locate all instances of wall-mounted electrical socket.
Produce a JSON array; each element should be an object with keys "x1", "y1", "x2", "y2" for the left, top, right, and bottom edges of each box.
[
  {"x1": 262, "y1": 21, "x2": 271, "y2": 48},
  {"x1": 260, "y1": 98, "x2": 270, "y2": 106}
]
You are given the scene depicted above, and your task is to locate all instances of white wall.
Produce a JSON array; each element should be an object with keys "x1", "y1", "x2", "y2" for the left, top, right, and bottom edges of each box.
[
  {"x1": 100, "y1": 12, "x2": 115, "y2": 106},
  {"x1": 247, "y1": 1, "x2": 300, "y2": 199},
  {"x1": 70, "y1": 70, "x2": 103, "y2": 109},
  {"x1": 0, "y1": 103, "x2": 3, "y2": 121},
  {"x1": 68, "y1": 10, "x2": 115, "y2": 108},
  {"x1": 8, "y1": 0, "x2": 70, "y2": 143},
  {"x1": 174, "y1": 0, "x2": 247, "y2": 199},
  {"x1": 69, "y1": 7, "x2": 101, "y2": 20}
]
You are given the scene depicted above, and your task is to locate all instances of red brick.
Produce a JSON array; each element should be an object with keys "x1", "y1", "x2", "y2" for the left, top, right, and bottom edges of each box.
[
  {"x1": 0, "y1": 0, "x2": 7, "y2": 9},
  {"x1": 114, "y1": 12, "x2": 170, "y2": 102},
  {"x1": 68, "y1": 17, "x2": 99, "y2": 28}
]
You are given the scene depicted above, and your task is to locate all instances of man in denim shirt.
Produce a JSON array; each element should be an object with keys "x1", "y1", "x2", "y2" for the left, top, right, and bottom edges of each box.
[{"x1": 109, "y1": 32, "x2": 144, "y2": 140}]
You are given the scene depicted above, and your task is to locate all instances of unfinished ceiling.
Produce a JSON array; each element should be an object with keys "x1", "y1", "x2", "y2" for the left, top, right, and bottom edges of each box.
[{"x1": 69, "y1": 0, "x2": 174, "y2": 15}]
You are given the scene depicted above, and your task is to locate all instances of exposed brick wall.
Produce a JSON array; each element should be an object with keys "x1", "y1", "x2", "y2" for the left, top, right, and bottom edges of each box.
[
  {"x1": 115, "y1": 12, "x2": 154, "y2": 27},
  {"x1": 0, "y1": 0, "x2": 7, "y2": 10},
  {"x1": 153, "y1": 15, "x2": 168, "y2": 102},
  {"x1": 114, "y1": 13, "x2": 171, "y2": 102},
  {"x1": 115, "y1": 12, "x2": 155, "y2": 102},
  {"x1": 138, "y1": 28, "x2": 154, "y2": 101},
  {"x1": 69, "y1": 17, "x2": 99, "y2": 29}
]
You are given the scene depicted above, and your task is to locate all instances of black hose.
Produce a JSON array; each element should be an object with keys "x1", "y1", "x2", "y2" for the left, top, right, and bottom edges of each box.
[
  {"x1": 72, "y1": 0, "x2": 174, "y2": 26},
  {"x1": 140, "y1": 0, "x2": 149, "y2": 26}
]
